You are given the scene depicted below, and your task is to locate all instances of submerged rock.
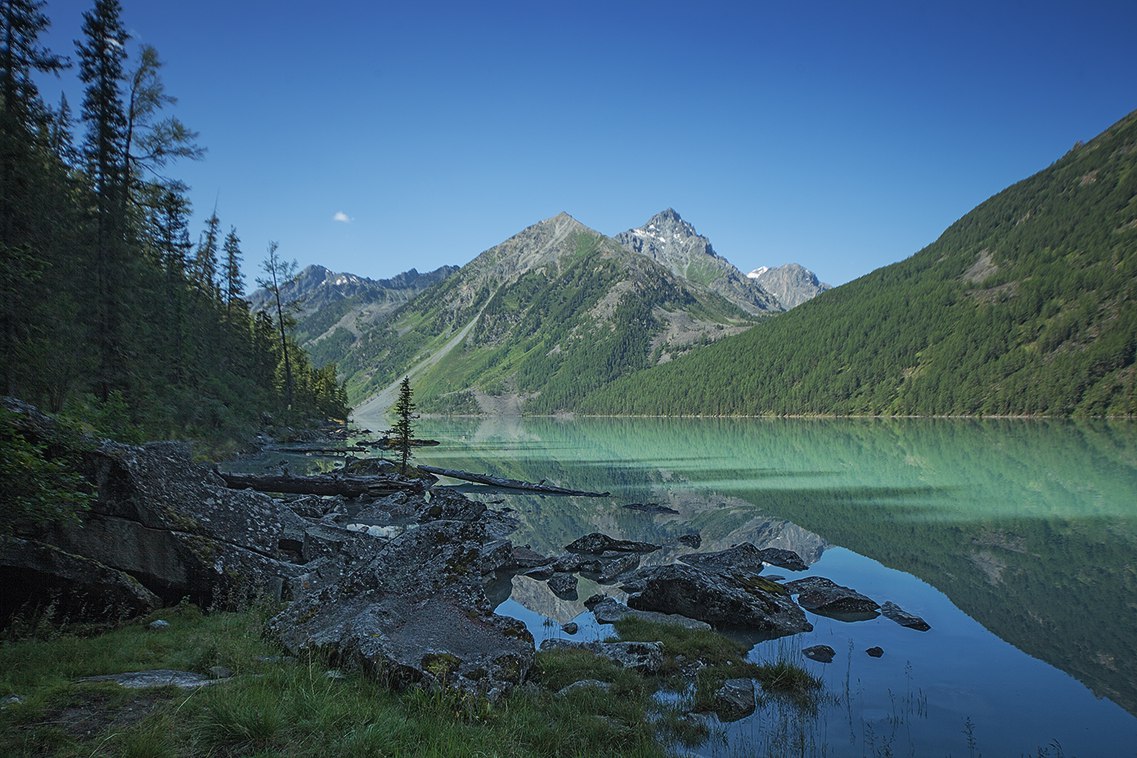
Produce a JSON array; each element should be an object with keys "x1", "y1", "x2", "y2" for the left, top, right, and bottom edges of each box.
[
  {"x1": 621, "y1": 564, "x2": 810, "y2": 636},
  {"x1": 803, "y1": 645, "x2": 836, "y2": 663},
  {"x1": 784, "y1": 576, "x2": 880, "y2": 616},
  {"x1": 881, "y1": 601, "x2": 931, "y2": 631},
  {"x1": 866, "y1": 646, "x2": 884, "y2": 658}
]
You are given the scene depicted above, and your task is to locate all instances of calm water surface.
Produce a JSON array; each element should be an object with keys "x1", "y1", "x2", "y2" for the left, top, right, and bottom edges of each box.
[{"x1": 399, "y1": 417, "x2": 1137, "y2": 758}]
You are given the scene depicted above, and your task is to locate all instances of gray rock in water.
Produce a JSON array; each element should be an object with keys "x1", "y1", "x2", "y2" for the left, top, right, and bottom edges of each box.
[
  {"x1": 803, "y1": 645, "x2": 836, "y2": 663},
  {"x1": 680, "y1": 543, "x2": 766, "y2": 577},
  {"x1": 714, "y1": 678, "x2": 757, "y2": 722},
  {"x1": 78, "y1": 669, "x2": 219, "y2": 689},
  {"x1": 508, "y1": 546, "x2": 553, "y2": 569},
  {"x1": 622, "y1": 564, "x2": 810, "y2": 637},
  {"x1": 866, "y1": 646, "x2": 884, "y2": 658},
  {"x1": 758, "y1": 547, "x2": 808, "y2": 571},
  {"x1": 547, "y1": 572, "x2": 578, "y2": 599},
  {"x1": 561, "y1": 622, "x2": 579, "y2": 635},
  {"x1": 590, "y1": 596, "x2": 711, "y2": 630},
  {"x1": 881, "y1": 602, "x2": 931, "y2": 631},
  {"x1": 564, "y1": 533, "x2": 661, "y2": 555},
  {"x1": 540, "y1": 639, "x2": 664, "y2": 674},
  {"x1": 784, "y1": 577, "x2": 880, "y2": 616}
]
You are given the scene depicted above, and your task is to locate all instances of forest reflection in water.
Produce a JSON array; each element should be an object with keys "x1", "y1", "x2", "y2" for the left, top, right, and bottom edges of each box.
[{"x1": 407, "y1": 416, "x2": 1137, "y2": 756}]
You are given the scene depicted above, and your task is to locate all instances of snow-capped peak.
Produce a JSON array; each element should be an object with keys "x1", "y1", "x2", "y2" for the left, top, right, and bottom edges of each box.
[{"x1": 747, "y1": 266, "x2": 770, "y2": 279}]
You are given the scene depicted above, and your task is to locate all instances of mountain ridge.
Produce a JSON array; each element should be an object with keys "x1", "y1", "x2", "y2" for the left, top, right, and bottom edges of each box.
[{"x1": 579, "y1": 109, "x2": 1137, "y2": 417}]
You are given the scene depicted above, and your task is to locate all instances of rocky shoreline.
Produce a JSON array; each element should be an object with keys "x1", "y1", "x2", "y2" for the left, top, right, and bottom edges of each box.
[{"x1": 1, "y1": 398, "x2": 929, "y2": 703}]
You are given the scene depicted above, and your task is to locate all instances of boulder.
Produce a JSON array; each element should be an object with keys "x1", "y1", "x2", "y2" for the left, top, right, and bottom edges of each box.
[
  {"x1": 679, "y1": 543, "x2": 766, "y2": 577},
  {"x1": 783, "y1": 577, "x2": 879, "y2": 616},
  {"x1": 0, "y1": 536, "x2": 160, "y2": 623},
  {"x1": 758, "y1": 547, "x2": 809, "y2": 571},
  {"x1": 622, "y1": 564, "x2": 810, "y2": 637},
  {"x1": 881, "y1": 601, "x2": 931, "y2": 631},
  {"x1": 713, "y1": 678, "x2": 756, "y2": 721},
  {"x1": 268, "y1": 517, "x2": 533, "y2": 700},
  {"x1": 866, "y1": 646, "x2": 884, "y2": 658},
  {"x1": 589, "y1": 596, "x2": 710, "y2": 631},
  {"x1": 564, "y1": 533, "x2": 661, "y2": 555},
  {"x1": 547, "y1": 572, "x2": 578, "y2": 600},
  {"x1": 594, "y1": 553, "x2": 641, "y2": 584},
  {"x1": 42, "y1": 440, "x2": 304, "y2": 607},
  {"x1": 540, "y1": 639, "x2": 664, "y2": 674}
]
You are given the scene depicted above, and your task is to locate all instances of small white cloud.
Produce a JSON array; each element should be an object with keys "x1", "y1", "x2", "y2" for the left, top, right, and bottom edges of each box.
[{"x1": 333, "y1": 211, "x2": 352, "y2": 224}]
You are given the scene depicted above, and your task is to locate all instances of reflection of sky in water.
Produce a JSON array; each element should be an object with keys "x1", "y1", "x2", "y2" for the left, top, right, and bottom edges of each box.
[{"x1": 419, "y1": 417, "x2": 1137, "y2": 757}]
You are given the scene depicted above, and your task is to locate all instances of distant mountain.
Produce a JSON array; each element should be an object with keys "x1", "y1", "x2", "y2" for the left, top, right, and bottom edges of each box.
[
  {"x1": 747, "y1": 263, "x2": 831, "y2": 309},
  {"x1": 249, "y1": 264, "x2": 458, "y2": 368},
  {"x1": 614, "y1": 209, "x2": 780, "y2": 315},
  {"x1": 582, "y1": 109, "x2": 1137, "y2": 417},
  {"x1": 341, "y1": 212, "x2": 760, "y2": 416}
]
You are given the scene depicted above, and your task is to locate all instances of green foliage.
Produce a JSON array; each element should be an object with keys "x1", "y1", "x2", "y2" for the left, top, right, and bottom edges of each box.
[
  {"x1": 583, "y1": 110, "x2": 1137, "y2": 418},
  {"x1": 0, "y1": 408, "x2": 91, "y2": 534},
  {"x1": 0, "y1": 2, "x2": 349, "y2": 447},
  {"x1": 388, "y1": 376, "x2": 415, "y2": 472}
]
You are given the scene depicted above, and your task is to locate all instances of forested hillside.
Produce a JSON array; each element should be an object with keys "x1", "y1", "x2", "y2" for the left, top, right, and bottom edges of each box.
[
  {"x1": 582, "y1": 110, "x2": 1137, "y2": 417},
  {"x1": 0, "y1": 0, "x2": 346, "y2": 443}
]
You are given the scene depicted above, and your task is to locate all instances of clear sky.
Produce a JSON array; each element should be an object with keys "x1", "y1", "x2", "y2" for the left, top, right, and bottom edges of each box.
[{"x1": 36, "y1": 0, "x2": 1137, "y2": 286}]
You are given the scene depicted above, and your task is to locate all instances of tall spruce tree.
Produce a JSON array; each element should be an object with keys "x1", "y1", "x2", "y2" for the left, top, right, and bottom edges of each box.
[
  {"x1": 76, "y1": 0, "x2": 128, "y2": 401},
  {"x1": 390, "y1": 377, "x2": 415, "y2": 474},
  {"x1": 222, "y1": 226, "x2": 244, "y2": 313}
]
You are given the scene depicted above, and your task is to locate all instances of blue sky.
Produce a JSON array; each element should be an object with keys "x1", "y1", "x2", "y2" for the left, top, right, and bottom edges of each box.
[{"x1": 37, "y1": 0, "x2": 1137, "y2": 286}]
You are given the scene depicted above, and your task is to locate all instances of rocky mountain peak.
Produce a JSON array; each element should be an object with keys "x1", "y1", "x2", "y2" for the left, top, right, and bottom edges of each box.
[
  {"x1": 614, "y1": 210, "x2": 779, "y2": 315},
  {"x1": 747, "y1": 263, "x2": 831, "y2": 309}
]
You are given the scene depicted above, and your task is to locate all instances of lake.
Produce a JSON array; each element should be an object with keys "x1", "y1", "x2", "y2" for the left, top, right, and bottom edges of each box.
[{"x1": 382, "y1": 416, "x2": 1137, "y2": 757}]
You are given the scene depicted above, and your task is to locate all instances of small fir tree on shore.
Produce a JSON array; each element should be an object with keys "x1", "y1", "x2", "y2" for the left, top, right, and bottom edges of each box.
[{"x1": 390, "y1": 377, "x2": 415, "y2": 474}]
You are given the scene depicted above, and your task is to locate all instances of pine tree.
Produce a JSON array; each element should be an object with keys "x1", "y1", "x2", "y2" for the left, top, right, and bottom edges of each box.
[
  {"x1": 193, "y1": 210, "x2": 221, "y2": 297},
  {"x1": 390, "y1": 376, "x2": 415, "y2": 474},
  {"x1": 76, "y1": 0, "x2": 128, "y2": 401},
  {"x1": 222, "y1": 226, "x2": 244, "y2": 314}
]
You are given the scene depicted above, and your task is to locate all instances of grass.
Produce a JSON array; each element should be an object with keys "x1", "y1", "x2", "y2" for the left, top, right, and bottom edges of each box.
[
  {"x1": 0, "y1": 602, "x2": 827, "y2": 757},
  {"x1": 0, "y1": 602, "x2": 672, "y2": 757}
]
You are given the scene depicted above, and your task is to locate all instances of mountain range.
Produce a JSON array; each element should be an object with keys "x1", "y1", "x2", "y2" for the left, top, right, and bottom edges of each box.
[
  {"x1": 582, "y1": 109, "x2": 1137, "y2": 417},
  {"x1": 260, "y1": 208, "x2": 829, "y2": 415}
]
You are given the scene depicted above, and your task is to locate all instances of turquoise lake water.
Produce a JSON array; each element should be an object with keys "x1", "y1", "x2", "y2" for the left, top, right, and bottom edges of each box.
[{"x1": 399, "y1": 416, "x2": 1137, "y2": 758}]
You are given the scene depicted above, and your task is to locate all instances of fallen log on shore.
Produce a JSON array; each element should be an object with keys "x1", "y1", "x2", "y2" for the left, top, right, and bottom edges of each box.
[
  {"x1": 358, "y1": 438, "x2": 442, "y2": 449},
  {"x1": 416, "y1": 465, "x2": 609, "y2": 497},
  {"x1": 216, "y1": 470, "x2": 423, "y2": 497}
]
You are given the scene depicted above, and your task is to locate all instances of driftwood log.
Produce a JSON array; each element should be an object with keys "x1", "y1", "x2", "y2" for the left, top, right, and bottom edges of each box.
[
  {"x1": 216, "y1": 470, "x2": 423, "y2": 497},
  {"x1": 416, "y1": 465, "x2": 609, "y2": 497}
]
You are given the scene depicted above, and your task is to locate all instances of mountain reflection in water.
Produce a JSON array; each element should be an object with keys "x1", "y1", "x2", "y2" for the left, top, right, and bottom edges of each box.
[{"x1": 404, "y1": 416, "x2": 1137, "y2": 757}]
